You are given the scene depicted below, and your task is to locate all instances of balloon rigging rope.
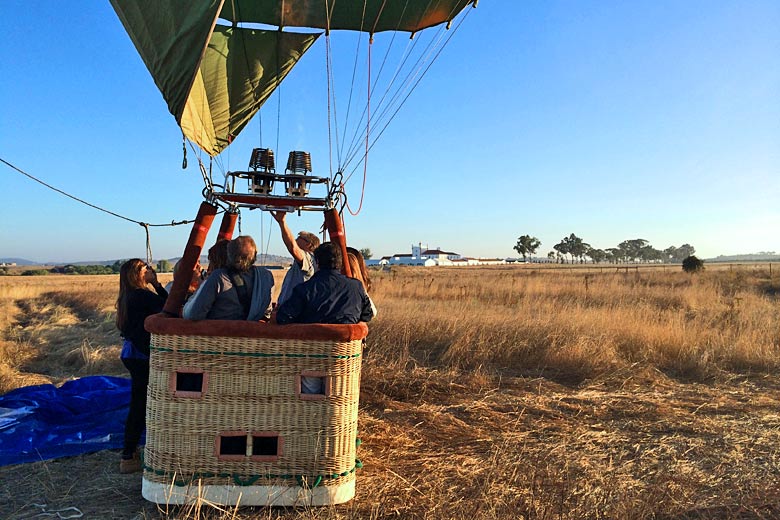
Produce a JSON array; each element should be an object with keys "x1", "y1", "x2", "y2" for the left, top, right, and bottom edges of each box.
[
  {"x1": 276, "y1": 31, "x2": 282, "y2": 167},
  {"x1": 342, "y1": 3, "x2": 473, "y2": 183},
  {"x1": 0, "y1": 156, "x2": 205, "y2": 262},
  {"x1": 338, "y1": 0, "x2": 370, "y2": 170},
  {"x1": 342, "y1": 0, "x2": 417, "y2": 214},
  {"x1": 275, "y1": 0, "x2": 290, "y2": 164},
  {"x1": 325, "y1": 0, "x2": 335, "y2": 181},
  {"x1": 326, "y1": 37, "x2": 334, "y2": 181},
  {"x1": 143, "y1": 224, "x2": 153, "y2": 265},
  {"x1": 340, "y1": 0, "x2": 411, "y2": 169},
  {"x1": 345, "y1": 40, "x2": 371, "y2": 217},
  {"x1": 342, "y1": 0, "x2": 438, "y2": 172},
  {"x1": 324, "y1": 0, "x2": 343, "y2": 174}
]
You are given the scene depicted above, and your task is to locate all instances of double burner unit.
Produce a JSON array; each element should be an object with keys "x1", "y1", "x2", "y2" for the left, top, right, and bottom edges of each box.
[{"x1": 214, "y1": 148, "x2": 331, "y2": 212}]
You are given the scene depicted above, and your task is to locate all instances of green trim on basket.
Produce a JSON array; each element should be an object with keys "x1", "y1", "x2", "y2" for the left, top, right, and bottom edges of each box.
[{"x1": 296, "y1": 474, "x2": 323, "y2": 489}]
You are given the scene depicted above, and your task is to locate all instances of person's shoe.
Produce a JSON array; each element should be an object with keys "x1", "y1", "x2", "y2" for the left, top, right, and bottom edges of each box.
[{"x1": 119, "y1": 451, "x2": 142, "y2": 474}]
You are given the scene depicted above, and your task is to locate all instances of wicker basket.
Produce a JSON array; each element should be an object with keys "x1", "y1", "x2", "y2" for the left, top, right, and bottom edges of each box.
[{"x1": 141, "y1": 314, "x2": 367, "y2": 506}]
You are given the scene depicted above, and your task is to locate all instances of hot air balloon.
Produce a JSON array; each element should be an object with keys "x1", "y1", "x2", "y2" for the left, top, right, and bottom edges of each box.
[{"x1": 110, "y1": 0, "x2": 477, "y2": 506}]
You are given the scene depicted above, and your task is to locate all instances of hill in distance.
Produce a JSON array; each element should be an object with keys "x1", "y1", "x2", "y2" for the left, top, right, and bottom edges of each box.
[
  {"x1": 1, "y1": 254, "x2": 292, "y2": 268},
  {"x1": 0, "y1": 258, "x2": 37, "y2": 265},
  {"x1": 707, "y1": 252, "x2": 779, "y2": 262}
]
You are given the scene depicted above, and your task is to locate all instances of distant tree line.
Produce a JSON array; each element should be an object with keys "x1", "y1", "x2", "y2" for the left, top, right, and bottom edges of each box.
[
  {"x1": 1, "y1": 260, "x2": 129, "y2": 276},
  {"x1": 515, "y1": 234, "x2": 696, "y2": 264},
  {"x1": 54, "y1": 263, "x2": 123, "y2": 275}
]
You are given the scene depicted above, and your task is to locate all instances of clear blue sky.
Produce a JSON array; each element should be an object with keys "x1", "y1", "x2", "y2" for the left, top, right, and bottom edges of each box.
[{"x1": 2, "y1": 1, "x2": 778, "y2": 263}]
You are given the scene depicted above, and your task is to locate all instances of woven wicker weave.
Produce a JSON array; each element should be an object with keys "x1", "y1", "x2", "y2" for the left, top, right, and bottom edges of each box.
[{"x1": 141, "y1": 318, "x2": 365, "y2": 506}]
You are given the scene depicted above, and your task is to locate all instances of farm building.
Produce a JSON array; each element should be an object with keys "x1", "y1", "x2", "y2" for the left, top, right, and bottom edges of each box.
[{"x1": 368, "y1": 243, "x2": 507, "y2": 267}]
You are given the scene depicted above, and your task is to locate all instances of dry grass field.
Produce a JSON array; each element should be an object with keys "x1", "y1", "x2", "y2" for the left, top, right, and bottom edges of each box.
[{"x1": 1, "y1": 264, "x2": 780, "y2": 519}]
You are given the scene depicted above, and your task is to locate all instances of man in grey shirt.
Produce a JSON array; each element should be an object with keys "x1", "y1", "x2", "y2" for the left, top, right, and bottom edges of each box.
[
  {"x1": 272, "y1": 211, "x2": 319, "y2": 304},
  {"x1": 182, "y1": 236, "x2": 274, "y2": 321}
]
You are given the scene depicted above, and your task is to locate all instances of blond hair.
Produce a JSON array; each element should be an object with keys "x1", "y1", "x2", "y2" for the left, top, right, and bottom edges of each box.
[{"x1": 346, "y1": 247, "x2": 371, "y2": 292}]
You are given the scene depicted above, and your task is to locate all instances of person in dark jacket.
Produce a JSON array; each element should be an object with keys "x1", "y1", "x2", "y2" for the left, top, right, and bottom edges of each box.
[
  {"x1": 276, "y1": 242, "x2": 372, "y2": 394},
  {"x1": 115, "y1": 258, "x2": 167, "y2": 473},
  {"x1": 276, "y1": 242, "x2": 373, "y2": 325}
]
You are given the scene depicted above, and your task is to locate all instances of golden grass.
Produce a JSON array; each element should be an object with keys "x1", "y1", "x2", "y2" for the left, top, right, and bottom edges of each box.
[
  {"x1": 0, "y1": 275, "x2": 126, "y2": 393},
  {"x1": 369, "y1": 265, "x2": 780, "y2": 382},
  {"x1": 1, "y1": 265, "x2": 780, "y2": 519}
]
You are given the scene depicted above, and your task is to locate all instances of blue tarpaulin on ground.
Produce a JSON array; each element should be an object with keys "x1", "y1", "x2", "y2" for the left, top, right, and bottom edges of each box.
[{"x1": 0, "y1": 376, "x2": 132, "y2": 466}]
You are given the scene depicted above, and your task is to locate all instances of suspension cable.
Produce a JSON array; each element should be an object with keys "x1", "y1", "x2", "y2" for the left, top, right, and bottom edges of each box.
[
  {"x1": 337, "y1": 0, "x2": 370, "y2": 169},
  {"x1": 264, "y1": 213, "x2": 273, "y2": 262},
  {"x1": 275, "y1": 26, "x2": 283, "y2": 167},
  {"x1": 1, "y1": 156, "x2": 211, "y2": 264},
  {"x1": 340, "y1": 0, "x2": 412, "y2": 168},
  {"x1": 345, "y1": 39, "x2": 372, "y2": 216},
  {"x1": 325, "y1": 31, "x2": 334, "y2": 180},
  {"x1": 1, "y1": 157, "x2": 195, "y2": 228},
  {"x1": 343, "y1": 5, "x2": 473, "y2": 182}
]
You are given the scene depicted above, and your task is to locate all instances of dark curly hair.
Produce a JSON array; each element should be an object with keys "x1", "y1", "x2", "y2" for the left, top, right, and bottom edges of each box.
[{"x1": 313, "y1": 242, "x2": 342, "y2": 271}]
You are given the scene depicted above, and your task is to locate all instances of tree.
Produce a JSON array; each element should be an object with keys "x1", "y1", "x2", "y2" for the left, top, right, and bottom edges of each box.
[
  {"x1": 586, "y1": 247, "x2": 606, "y2": 264},
  {"x1": 21, "y1": 269, "x2": 50, "y2": 276},
  {"x1": 514, "y1": 235, "x2": 541, "y2": 262},
  {"x1": 553, "y1": 240, "x2": 570, "y2": 263},
  {"x1": 566, "y1": 234, "x2": 589, "y2": 263},
  {"x1": 556, "y1": 233, "x2": 588, "y2": 263},
  {"x1": 682, "y1": 255, "x2": 704, "y2": 273},
  {"x1": 676, "y1": 244, "x2": 695, "y2": 262},
  {"x1": 547, "y1": 251, "x2": 556, "y2": 262},
  {"x1": 359, "y1": 248, "x2": 372, "y2": 260},
  {"x1": 639, "y1": 245, "x2": 663, "y2": 263},
  {"x1": 157, "y1": 259, "x2": 171, "y2": 273},
  {"x1": 618, "y1": 239, "x2": 648, "y2": 263},
  {"x1": 663, "y1": 246, "x2": 678, "y2": 263},
  {"x1": 606, "y1": 247, "x2": 622, "y2": 264}
]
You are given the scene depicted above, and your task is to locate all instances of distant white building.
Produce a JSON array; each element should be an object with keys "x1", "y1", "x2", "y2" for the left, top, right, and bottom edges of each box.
[{"x1": 367, "y1": 243, "x2": 506, "y2": 267}]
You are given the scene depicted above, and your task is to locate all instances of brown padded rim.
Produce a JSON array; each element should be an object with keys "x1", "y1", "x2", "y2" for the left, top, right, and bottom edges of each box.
[{"x1": 145, "y1": 313, "x2": 368, "y2": 341}]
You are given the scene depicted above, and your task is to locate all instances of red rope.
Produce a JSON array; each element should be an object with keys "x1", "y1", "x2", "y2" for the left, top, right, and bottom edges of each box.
[{"x1": 346, "y1": 39, "x2": 371, "y2": 216}]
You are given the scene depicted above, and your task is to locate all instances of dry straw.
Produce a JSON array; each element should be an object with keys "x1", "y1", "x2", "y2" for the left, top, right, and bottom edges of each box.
[{"x1": 2, "y1": 265, "x2": 780, "y2": 518}]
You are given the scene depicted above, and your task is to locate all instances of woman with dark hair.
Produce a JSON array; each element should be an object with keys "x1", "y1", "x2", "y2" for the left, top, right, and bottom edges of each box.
[
  {"x1": 115, "y1": 258, "x2": 167, "y2": 473},
  {"x1": 207, "y1": 239, "x2": 229, "y2": 273}
]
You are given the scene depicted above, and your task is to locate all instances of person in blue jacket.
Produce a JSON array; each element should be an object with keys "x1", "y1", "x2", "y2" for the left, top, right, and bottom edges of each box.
[
  {"x1": 115, "y1": 258, "x2": 167, "y2": 473},
  {"x1": 276, "y1": 242, "x2": 373, "y2": 325}
]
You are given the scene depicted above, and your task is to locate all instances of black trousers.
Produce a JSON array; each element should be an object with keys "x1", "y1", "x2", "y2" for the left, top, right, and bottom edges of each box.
[{"x1": 121, "y1": 357, "x2": 149, "y2": 459}]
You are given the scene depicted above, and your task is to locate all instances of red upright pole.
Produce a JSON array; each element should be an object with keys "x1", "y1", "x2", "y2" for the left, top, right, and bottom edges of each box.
[
  {"x1": 216, "y1": 211, "x2": 238, "y2": 241},
  {"x1": 323, "y1": 208, "x2": 352, "y2": 278},
  {"x1": 163, "y1": 202, "x2": 218, "y2": 317}
]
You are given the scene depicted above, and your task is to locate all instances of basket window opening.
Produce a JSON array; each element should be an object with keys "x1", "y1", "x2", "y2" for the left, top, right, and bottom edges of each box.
[
  {"x1": 299, "y1": 372, "x2": 329, "y2": 398},
  {"x1": 219, "y1": 435, "x2": 248, "y2": 456},
  {"x1": 252, "y1": 435, "x2": 280, "y2": 457},
  {"x1": 176, "y1": 371, "x2": 204, "y2": 393}
]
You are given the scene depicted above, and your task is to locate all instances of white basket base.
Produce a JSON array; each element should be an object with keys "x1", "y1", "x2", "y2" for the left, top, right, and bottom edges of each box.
[{"x1": 142, "y1": 477, "x2": 355, "y2": 506}]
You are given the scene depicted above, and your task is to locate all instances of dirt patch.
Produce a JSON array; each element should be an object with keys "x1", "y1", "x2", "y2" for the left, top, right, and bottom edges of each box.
[{"x1": 0, "y1": 450, "x2": 157, "y2": 519}]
